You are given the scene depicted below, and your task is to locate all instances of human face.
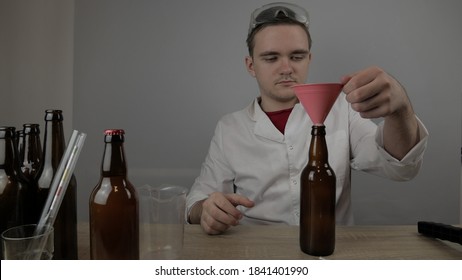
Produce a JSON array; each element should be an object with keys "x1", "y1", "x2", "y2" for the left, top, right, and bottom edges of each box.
[{"x1": 245, "y1": 24, "x2": 311, "y2": 112}]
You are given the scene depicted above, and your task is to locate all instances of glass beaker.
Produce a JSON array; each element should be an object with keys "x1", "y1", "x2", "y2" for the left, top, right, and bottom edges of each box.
[
  {"x1": 138, "y1": 184, "x2": 187, "y2": 259},
  {"x1": 2, "y1": 224, "x2": 54, "y2": 260}
]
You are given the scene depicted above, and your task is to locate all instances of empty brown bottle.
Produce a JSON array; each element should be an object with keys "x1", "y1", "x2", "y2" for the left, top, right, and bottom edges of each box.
[
  {"x1": 19, "y1": 124, "x2": 42, "y2": 183},
  {"x1": 35, "y1": 110, "x2": 78, "y2": 259},
  {"x1": 19, "y1": 124, "x2": 42, "y2": 225},
  {"x1": 89, "y1": 129, "x2": 139, "y2": 260},
  {"x1": 300, "y1": 125, "x2": 336, "y2": 256},
  {"x1": 0, "y1": 127, "x2": 28, "y2": 239}
]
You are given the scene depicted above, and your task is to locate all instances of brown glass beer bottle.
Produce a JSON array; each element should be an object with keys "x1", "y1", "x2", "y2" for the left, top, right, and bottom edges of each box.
[
  {"x1": 300, "y1": 125, "x2": 336, "y2": 256},
  {"x1": 19, "y1": 124, "x2": 42, "y2": 224},
  {"x1": 89, "y1": 129, "x2": 139, "y2": 260},
  {"x1": 0, "y1": 127, "x2": 28, "y2": 237},
  {"x1": 35, "y1": 110, "x2": 78, "y2": 259}
]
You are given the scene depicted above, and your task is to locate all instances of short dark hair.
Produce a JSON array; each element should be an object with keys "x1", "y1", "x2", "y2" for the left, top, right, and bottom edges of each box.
[{"x1": 246, "y1": 16, "x2": 312, "y2": 57}]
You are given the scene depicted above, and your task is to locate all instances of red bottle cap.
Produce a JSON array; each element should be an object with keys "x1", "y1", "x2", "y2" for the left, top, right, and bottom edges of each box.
[{"x1": 104, "y1": 129, "x2": 125, "y2": 136}]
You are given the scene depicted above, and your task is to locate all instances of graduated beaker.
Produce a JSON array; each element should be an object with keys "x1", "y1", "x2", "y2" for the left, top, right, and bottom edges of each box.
[{"x1": 138, "y1": 184, "x2": 187, "y2": 259}]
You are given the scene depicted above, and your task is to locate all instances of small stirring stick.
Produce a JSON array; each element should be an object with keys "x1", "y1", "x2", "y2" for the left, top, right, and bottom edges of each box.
[{"x1": 29, "y1": 130, "x2": 86, "y2": 259}]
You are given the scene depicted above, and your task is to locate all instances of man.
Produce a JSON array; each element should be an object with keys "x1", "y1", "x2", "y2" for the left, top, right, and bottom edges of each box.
[{"x1": 186, "y1": 2, "x2": 428, "y2": 235}]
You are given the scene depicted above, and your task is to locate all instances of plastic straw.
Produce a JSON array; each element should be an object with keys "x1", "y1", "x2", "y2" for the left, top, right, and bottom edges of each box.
[{"x1": 29, "y1": 130, "x2": 86, "y2": 259}]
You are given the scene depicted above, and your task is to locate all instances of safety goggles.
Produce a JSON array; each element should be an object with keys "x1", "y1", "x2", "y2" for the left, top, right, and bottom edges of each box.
[{"x1": 248, "y1": 2, "x2": 310, "y2": 35}]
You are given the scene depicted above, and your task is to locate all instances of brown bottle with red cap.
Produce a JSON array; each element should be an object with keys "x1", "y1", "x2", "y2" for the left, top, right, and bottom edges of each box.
[
  {"x1": 299, "y1": 125, "x2": 336, "y2": 256},
  {"x1": 89, "y1": 129, "x2": 139, "y2": 260}
]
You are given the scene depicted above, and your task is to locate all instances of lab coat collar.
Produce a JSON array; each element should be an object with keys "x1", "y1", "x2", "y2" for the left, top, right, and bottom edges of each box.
[{"x1": 246, "y1": 97, "x2": 287, "y2": 143}]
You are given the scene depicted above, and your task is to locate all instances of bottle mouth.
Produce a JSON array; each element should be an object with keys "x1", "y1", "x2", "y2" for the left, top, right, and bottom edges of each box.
[
  {"x1": 0, "y1": 126, "x2": 16, "y2": 138},
  {"x1": 104, "y1": 129, "x2": 125, "y2": 136},
  {"x1": 44, "y1": 110, "x2": 63, "y2": 121},
  {"x1": 311, "y1": 125, "x2": 326, "y2": 136},
  {"x1": 104, "y1": 129, "x2": 125, "y2": 143}
]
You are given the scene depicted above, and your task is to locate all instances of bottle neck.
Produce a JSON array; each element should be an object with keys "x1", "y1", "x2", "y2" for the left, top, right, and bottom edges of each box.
[
  {"x1": 0, "y1": 133, "x2": 15, "y2": 170},
  {"x1": 22, "y1": 125, "x2": 42, "y2": 162},
  {"x1": 308, "y1": 125, "x2": 329, "y2": 164},
  {"x1": 101, "y1": 137, "x2": 127, "y2": 177},
  {"x1": 21, "y1": 125, "x2": 42, "y2": 180},
  {"x1": 42, "y1": 120, "x2": 65, "y2": 169}
]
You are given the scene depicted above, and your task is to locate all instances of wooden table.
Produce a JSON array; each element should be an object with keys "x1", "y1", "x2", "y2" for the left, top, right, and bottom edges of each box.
[{"x1": 78, "y1": 223, "x2": 462, "y2": 260}]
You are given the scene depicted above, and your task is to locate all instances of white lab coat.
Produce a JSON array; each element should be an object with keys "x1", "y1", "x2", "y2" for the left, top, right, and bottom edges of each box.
[{"x1": 187, "y1": 95, "x2": 428, "y2": 225}]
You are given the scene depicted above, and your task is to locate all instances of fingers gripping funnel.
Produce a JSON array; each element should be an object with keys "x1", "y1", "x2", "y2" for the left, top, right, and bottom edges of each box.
[{"x1": 292, "y1": 83, "x2": 343, "y2": 125}]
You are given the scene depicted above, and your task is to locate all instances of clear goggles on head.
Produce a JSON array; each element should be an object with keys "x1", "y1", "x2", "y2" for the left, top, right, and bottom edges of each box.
[{"x1": 248, "y1": 2, "x2": 310, "y2": 35}]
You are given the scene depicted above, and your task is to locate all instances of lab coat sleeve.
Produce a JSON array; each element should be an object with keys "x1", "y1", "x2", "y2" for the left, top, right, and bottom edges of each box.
[
  {"x1": 349, "y1": 108, "x2": 429, "y2": 181},
  {"x1": 373, "y1": 116, "x2": 428, "y2": 180}
]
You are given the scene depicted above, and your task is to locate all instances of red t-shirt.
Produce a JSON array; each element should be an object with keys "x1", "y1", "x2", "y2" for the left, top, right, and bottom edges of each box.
[{"x1": 265, "y1": 108, "x2": 293, "y2": 134}]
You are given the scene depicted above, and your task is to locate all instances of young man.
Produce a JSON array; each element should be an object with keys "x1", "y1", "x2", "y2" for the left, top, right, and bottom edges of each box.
[{"x1": 186, "y1": 2, "x2": 428, "y2": 235}]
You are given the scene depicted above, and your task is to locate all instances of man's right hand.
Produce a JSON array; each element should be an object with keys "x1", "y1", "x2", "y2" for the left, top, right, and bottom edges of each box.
[{"x1": 189, "y1": 192, "x2": 255, "y2": 235}]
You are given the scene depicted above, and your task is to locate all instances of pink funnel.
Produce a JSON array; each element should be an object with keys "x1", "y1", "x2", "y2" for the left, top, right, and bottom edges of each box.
[{"x1": 292, "y1": 83, "x2": 343, "y2": 125}]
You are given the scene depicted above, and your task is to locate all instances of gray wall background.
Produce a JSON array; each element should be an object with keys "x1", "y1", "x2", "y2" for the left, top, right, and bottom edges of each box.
[
  {"x1": 0, "y1": 0, "x2": 74, "y2": 135},
  {"x1": 1, "y1": 0, "x2": 461, "y2": 225}
]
